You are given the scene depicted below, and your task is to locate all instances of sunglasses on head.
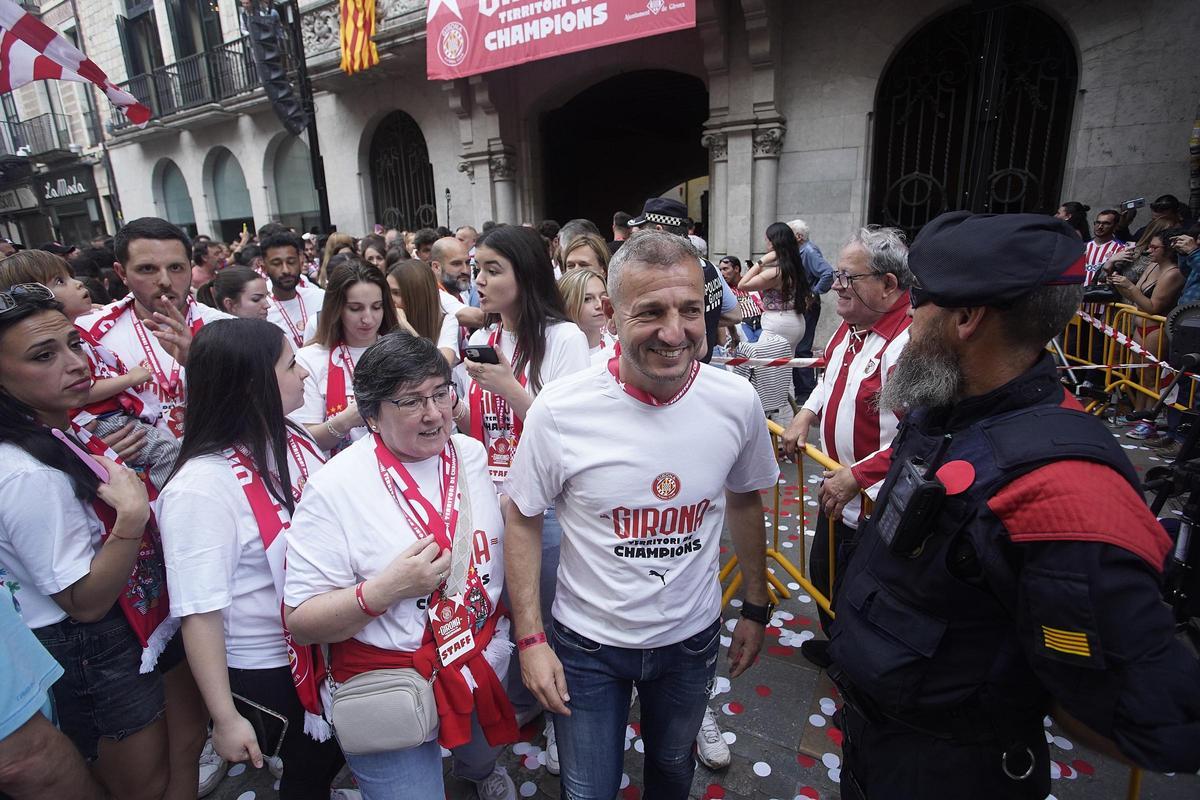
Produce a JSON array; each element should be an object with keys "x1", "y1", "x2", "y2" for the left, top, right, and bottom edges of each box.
[{"x1": 0, "y1": 283, "x2": 56, "y2": 317}]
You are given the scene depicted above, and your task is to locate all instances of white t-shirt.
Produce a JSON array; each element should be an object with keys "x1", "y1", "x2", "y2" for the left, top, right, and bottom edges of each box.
[
  {"x1": 439, "y1": 289, "x2": 465, "y2": 319},
  {"x1": 292, "y1": 342, "x2": 370, "y2": 445},
  {"x1": 588, "y1": 331, "x2": 618, "y2": 365},
  {"x1": 504, "y1": 361, "x2": 780, "y2": 648},
  {"x1": 436, "y1": 312, "x2": 459, "y2": 355},
  {"x1": 158, "y1": 437, "x2": 325, "y2": 669},
  {"x1": 266, "y1": 286, "x2": 325, "y2": 348},
  {"x1": 465, "y1": 321, "x2": 590, "y2": 484},
  {"x1": 77, "y1": 299, "x2": 233, "y2": 437},
  {"x1": 284, "y1": 434, "x2": 505, "y2": 654},
  {"x1": 0, "y1": 444, "x2": 103, "y2": 628}
]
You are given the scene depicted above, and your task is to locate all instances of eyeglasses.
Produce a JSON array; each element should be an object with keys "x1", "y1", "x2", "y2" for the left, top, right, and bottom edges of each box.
[
  {"x1": 909, "y1": 283, "x2": 931, "y2": 308},
  {"x1": 832, "y1": 270, "x2": 880, "y2": 288},
  {"x1": 383, "y1": 385, "x2": 456, "y2": 416},
  {"x1": 0, "y1": 283, "x2": 55, "y2": 317}
]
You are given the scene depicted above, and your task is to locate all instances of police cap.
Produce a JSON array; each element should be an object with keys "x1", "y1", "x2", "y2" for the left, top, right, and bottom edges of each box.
[{"x1": 908, "y1": 212, "x2": 1086, "y2": 308}]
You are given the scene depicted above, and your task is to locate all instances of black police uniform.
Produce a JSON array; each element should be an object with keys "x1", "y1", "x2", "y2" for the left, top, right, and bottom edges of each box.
[{"x1": 700, "y1": 256, "x2": 722, "y2": 364}]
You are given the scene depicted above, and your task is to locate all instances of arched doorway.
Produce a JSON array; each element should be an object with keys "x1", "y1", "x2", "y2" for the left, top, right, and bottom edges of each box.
[
  {"x1": 155, "y1": 159, "x2": 196, "y2": 237},
  {"x1": 542, "y1": 70, "x2": 708, "y2": 232},
  {"x1": 273, "y1": 135, "x2": 319, "y2": 233},
  {"x1": 869, "y1": 4, "x2": 1078, "y2": 240},
  {"x1": 368, "y1": 111, "x2": 437, "y2": 231},
  {"x1": 209, "y1": 147, "x2": 254, "y2": 242}
]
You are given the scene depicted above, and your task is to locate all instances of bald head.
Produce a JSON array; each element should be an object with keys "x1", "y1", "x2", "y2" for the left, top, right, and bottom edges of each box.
[{"x1": 431, "y1": 236, "x2": 470, "y2": 293}]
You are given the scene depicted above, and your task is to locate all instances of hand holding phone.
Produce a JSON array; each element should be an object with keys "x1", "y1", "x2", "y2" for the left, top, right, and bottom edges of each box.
[{"x1": 464, "y1": 345, "x2": 501, "y2": 365}]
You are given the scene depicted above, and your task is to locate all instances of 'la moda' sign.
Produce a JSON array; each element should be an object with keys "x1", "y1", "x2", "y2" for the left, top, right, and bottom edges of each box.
[
  {"x1": 426, "y1": 0, "x2": 695, "y2": 80},
  {"x1": 39, "y1": 168, "x2": 95, "y2": 205}
]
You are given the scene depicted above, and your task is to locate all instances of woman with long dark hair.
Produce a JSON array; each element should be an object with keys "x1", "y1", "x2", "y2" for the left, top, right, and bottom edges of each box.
[
  {"x1": 292, "y1": 261, "x2": 400, "y2": 453},
  {"x1": 196, "y1": 266, "x2": 270, "y2": 319},
  {"x1": 1055, "y1": 201, "x2": 1091, "y2": 240},
  {"x1": 386, "y1": 259, "x2": 458, "y2": 365},
  {"x1": 738, "y1": 222, "x2": 813, "y2": 358},
  {"x1": 0, "y1": 286, "x2": 195, "y2": 800},
  {"x1": 460, "y1": 224, "x2": 589, "y2": 773},
  {"x1": 158, "y1": 318, "x2": 346, "y2": 800}
]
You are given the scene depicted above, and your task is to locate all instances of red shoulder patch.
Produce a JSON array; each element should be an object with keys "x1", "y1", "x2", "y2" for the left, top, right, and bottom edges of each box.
[{"x1": 987, "y1": 460, "x2": 1171, "y2": 571}]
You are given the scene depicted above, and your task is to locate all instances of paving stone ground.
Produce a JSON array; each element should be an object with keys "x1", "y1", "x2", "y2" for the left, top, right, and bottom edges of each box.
[{"x1": 210, "y1": 419, "x2": 1199, "y2": 800}]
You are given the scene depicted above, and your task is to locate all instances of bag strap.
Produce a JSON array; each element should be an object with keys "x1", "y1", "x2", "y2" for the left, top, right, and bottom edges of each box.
[{"x1": 444, "y1": 438, "x2": 475, "y2": 597}]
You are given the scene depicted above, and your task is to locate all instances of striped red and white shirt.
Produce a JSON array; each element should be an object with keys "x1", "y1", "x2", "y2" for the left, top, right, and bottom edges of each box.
[
  {"x1": 802, "y1": 295, "x2": 911, "y2": 527},
  {"x1": 1084, "y1": 239, "x2": 1125, "y2": 284}
]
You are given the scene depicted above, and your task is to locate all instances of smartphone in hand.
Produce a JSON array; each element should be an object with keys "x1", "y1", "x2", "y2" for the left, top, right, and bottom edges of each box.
[{"x1": 464, "y1": 345, "x2": 501, "y2": 365}]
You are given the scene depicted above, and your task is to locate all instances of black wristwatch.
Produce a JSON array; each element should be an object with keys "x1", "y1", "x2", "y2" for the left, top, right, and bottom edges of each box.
[{"x1": 739, "y1": 601, "x2": 775, "y2": 625}]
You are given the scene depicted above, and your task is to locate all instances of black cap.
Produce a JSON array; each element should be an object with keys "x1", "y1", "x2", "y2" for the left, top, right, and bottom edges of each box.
[
  {"x1": 908, "y1": 212, "x2": 1086, "y2": 307},
  {"x1": 628, "y1": 197, "x2": 688, "y2": 228}
]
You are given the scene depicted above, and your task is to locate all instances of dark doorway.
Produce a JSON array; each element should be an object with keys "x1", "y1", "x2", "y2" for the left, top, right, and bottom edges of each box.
[
  {"x1": 869, "y1": 3, "x2": 1078, "y2": 240},
  {"x1": 369, "y1": 111, "x2": 437, "y2": 231},
  {"x1": 542, "y1": 70, "x2": 708, "y2": 232}
]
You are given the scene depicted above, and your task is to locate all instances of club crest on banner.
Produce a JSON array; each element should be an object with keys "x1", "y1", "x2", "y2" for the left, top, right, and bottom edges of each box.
[
  {"x1": 653, "y1": 472, "x2": 681, "y2": 501},
  {"x1": 439, "y1": 21, "x2": 469, "y2": 67},
  {"x1": 647, "y1": 0, "x2": 666, "y2": 14}
]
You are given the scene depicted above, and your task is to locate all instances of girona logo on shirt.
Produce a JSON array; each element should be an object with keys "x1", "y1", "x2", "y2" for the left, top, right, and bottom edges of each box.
[
  {"x1": 608, "y1": 499, "x2": 711, "y2": 539},
  {"x1": 652, "y1": 472, "x2": 681, "y2": 501}
]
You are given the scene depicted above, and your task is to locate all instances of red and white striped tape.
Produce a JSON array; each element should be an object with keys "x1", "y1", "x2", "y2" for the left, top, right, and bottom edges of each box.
[
  {"x1": 1075, "y1": 309, "x2": 1196, "y2": 379},
  {"x1": 711, "y1": 356, "x2": 823, "y2": 369}
]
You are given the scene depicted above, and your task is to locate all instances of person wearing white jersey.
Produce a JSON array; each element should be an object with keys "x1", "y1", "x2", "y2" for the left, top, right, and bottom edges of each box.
[
  {"x1": 503, "y1": 230, "x2": 778, "y2": 799},
  {"x1": 77, "y1": 218, "x2": 233, "y2": 440},
  {"x1": 263, "y1": 232, "x2": 325, "y2": 349}
]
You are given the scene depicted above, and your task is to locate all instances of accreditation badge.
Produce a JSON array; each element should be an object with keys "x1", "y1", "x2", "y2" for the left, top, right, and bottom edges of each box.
[
  {"x1": 487, "y1": 434, "x2": 515, "y2": 469},
  {"x1": 429, "y1": 592, "x2": 474, "y2": 667}
]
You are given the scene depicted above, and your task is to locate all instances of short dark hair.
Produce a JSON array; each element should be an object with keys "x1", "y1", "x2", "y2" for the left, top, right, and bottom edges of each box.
[
  {"x1": 413, "y1": 228, "x2": 439, "y2": 251},
  {"x1": 261, "y1": 231, "x2": 303, "y2": 258},
  {"x1": 719, "y1": 255, "x2": 742, "y2": 270},
  {"x1": 1151, "y1": 194, "x2": 1181, "y2": 214},
  {"x1": 258, "y1": 222, "x2": 288, "y2": 240},
  {"x1": 114, "y1": 217, "x2": 191, "y2": 265},
  {"x1": 1096, "y1": 208, "x2": 1121, "y2": 223},
  {"x1": 70, "y1": 246, "x2": 115, "y2": 278},
  {"x1": 192, "y1": 241, "x2": 215, "y2": 265},
  {"x1": 537, "y1": 219, "x2": 560, "y2": 241},
  {"x1": 354, "y1": 331, "x2": 451, "y2": 422},
  {"x1": 235, "y1": 244, "x2": 262, "y2": 267},
  {"x1": 612, "y1": 211, "x2": 631, "y2": 232},
  {"x1": 481, "y1": 220, "x2": 498, "y2": 233}
]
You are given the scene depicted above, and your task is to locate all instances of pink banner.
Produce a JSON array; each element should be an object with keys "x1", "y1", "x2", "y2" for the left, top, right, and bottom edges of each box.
[{"x1": 427, "y1": 0, "x2": 696, "y2": 80}]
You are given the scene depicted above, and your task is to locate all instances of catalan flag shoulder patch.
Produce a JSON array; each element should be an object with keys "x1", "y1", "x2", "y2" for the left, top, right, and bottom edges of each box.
[{"x1": 1041, "y1": 626, "x2": 1091, "y2": 658}]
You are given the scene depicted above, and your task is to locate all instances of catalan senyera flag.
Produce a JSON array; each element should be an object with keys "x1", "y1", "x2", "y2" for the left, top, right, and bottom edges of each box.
[
  {"x1": 339, "y1": 0, "x2": 380, "y2": 76},
  {"x1": 0, "y1": 0, "x2": 149, "y2": 126}
]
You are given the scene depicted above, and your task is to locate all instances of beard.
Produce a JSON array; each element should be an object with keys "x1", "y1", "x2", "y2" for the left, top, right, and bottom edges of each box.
[
  {"x1": 442, "y1": 272, "x2": 469, "y2": 293},
  {"x1": 275, "y1": 273, "x2": 299, "y2": 291},
  {"x1": 876, "y1": 327, "x2": 963, "y2": 414}
]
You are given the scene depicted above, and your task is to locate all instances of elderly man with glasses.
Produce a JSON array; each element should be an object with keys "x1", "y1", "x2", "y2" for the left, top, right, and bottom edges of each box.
[{"x1": 780, "y1": 226, "x2": 913, "y2": 667}]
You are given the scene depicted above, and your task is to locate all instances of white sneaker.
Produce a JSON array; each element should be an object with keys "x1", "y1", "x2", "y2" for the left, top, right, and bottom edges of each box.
[
  {"x1": 330, "y1": 790, "x2": 362, "y2": 800},
  {"x1": 695, "y1": 706, "x2": 731, "y2": 770},
  {"x1": 544, "y1": 718, "x2": 560, "y2": 775},
  {"x1": 475, "y1": 765, "x2": 516, "y2": 800},
  {"x1": 267, "y1": 755, "x2": 284, "y2": 779},
  {"x1": 197, "y1": 738, "x2": 226, "y2": 798}
]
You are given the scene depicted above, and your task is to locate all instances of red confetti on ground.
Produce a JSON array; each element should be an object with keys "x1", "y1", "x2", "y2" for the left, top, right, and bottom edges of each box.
[
  {"x1": 798, "y1": 788, "x2": 820, "y2": 799},
  {"x1": 761, "y1": 506, "x2": 772, "y2": 513},
  {"x1": 755, "y1": 684, "x2": 772, "y2": 697},
  {"x1": 1071, "y1": 759, "x2": 1095, "y2": 776},
  {"x1": 796, "y1": 754, "x2": 817, "y2": 768},
  {"x1": 727, "y1": 701, "x2": 745, "y2": 714},
  {"x1": 1059, "y1": 761, "x2": 1075, "y2": 779},
  {"x1": 789, "y1": 534, "x2": 800, "y2": 540},
  {"x1": 630, "y1": 722, "x2": 641, "y2": 736},
  {"x1": 719, "y1": 546, "x2": 728, "y2": 554},
  {"x1": 825, "y1": 727, "x2": 844, "y2": 747},
  {"x1": 796, "y1": 616, "x2": 814, "y2": 626},
  {"x1": 703, "y1": 784, "x2": 726, "y2": 799},
  {"x1": 766, "y1": 625, "x2": 782, "y2": 637},
  {"x1": 620, "y1": 787, "x2": 641, "y2": 799},
  {"x1": 767, "y1": 645, "x2": 793, "y2": 656}
]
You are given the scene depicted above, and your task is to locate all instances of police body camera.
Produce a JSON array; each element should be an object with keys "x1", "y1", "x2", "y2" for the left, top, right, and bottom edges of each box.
[{"x1": 877, "y1": 455, "x2": 948, "y2": 558}]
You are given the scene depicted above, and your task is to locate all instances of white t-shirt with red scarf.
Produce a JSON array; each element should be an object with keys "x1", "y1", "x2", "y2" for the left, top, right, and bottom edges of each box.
[
  {"x1": 464, "y1": 321, "x2": 589, "y2": 485},
  {"x1": 77, "y1": 298, "x2": 233, "y2": 437},
  {"x1": 292, "y1": 342, "x2": 370, "y2": 447},
  {"x1": 503, "y1": 358, "x2": 780, "y2": 649}
]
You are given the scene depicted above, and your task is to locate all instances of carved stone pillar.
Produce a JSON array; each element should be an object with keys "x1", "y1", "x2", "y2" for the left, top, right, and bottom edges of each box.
[
  {"x1": 490, "y1": 151, "x2": 517, "y2": 225},
  {"x1": 751, "y1": 125, "x2": 785, "y2": 258},
  {"x1": 702, "y1": 131, "x2": 729, "y2": 257}
]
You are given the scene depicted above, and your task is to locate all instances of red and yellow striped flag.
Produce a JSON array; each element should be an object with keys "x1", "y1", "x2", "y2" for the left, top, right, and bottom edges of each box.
[{"x1": 339, "y1": 0, "x2": 379, "y2": 76}]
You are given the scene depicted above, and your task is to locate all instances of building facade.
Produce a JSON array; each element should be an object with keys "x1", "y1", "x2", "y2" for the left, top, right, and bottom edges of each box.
[{"x1": 66, "y1": 0, "x2": 1200, "y2": 260}]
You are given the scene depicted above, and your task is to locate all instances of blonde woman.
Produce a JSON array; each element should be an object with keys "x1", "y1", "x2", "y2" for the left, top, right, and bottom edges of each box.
[{"x1": 557, "y1": 267, "x2": 615, "y2": 360}]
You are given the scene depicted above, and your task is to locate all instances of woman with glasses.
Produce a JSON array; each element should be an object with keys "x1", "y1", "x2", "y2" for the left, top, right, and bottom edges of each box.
[
  {"x1": 283, "y1": 332, "x2": 517, "y2": 800},
  {"x1": 293, "y1": 261, "x2": 400, "y2": 453},
  {"x1": 157, "y1": 318, "x2": 348, "y2": 800},
  {"x1": 737, "y1": 222, "x2": 814, "y2": 366},
  {"x1": 0, "y1": 284, "x2": 185, "y2": 800}
]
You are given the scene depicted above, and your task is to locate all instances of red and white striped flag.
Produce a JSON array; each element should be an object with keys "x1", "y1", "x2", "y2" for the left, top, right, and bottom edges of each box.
[{"x1": 0, "y1": 0, "x2": 150, "y2": 126}]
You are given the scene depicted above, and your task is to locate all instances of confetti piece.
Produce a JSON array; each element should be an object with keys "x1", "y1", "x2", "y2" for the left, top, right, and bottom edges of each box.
[
  {"x1": 755, "y1": 685, "x2": 772, "y2": 697},
  {"x1": 1071, "y1": 760, "x2": 1094, "y2": 776},
  {"x1": 620, "y1": 787, "x2": 640, "y2": 800},
  {"x1": 620, "y1": 773, "x2": 630, "y2": 789},
  {"x1": 753, "y1": 761, "x2": 772, "y2": 777},
  {"x1": 713, "y1": 677, "x2": 731, "y2": 695},
  {"x1": 808, "y1": 714, "x2": 827, "y2": 727},
  {"x1": 519, "y1": 781, "x2": 537, "y2": 797},
  {"x1": 768, "y1": 645, "x2": 793, "y2": 656},
  {"x1": 722, "y1": 731, "x2": 736, "y2": 744},
  {"x1": 513, "y1": 742, "x2": 533, "y2": 755},
  {"x1": 825, "y1": 727, "x2": 844, "y2": 747},
  {"x1": 703, "y1": 785, "x2": 726, "y2": 799},
  {"x1": 1050, "y1": 761, "x2": 1062, "y2": 780},
  {"x1": 819, "y1": 697, "x2": 837, "y2": 716},
  {"x1": 827, "y1": 767, "x2": 841, "y2": 783},
  {"x1": 634, "y1": 739, "x2": 645, "y2": 753},
  {"x1": 1052, "y1": 735, "x2": 1074, "y2": 751},
  {"x1": 797, "y1": 788, "x2": 820, "y2": 799},
  {"x1": 235, "y1": 792, "x2": 255, "y2": 800},
  {"x1": 227, "y1": 764, "x2": 246, "y2": 778},
  {"x1": 523, "y1": 755, "x2": 539, "y2": 770}
]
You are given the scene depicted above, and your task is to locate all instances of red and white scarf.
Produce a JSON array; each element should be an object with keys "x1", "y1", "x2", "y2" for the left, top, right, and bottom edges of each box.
[
  {"x1": 75, "y1": 327, "x2": 161, "y2": 424},
  {"x1": 606, "y1": 343, "x2": 700, "y2": 406},
  {"x1": 224, "y1": 432, "x2": 331, "y2": 741},
  {"x1": 467, "y1": 327, "x2": 528, "y2": 479},
  {"x1": 69, "y1": 425, "x2": 178, "y2": 672}
]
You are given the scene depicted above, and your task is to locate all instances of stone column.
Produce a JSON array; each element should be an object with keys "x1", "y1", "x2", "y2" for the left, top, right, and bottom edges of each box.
[
  {"x1": 490, "y1": 151, "x2": 517, "y2": 225},
  {"x1": 751, "y1": 125, "x2": 785, "y2": 260},
  {"x1": 702, "y1": 131, "x2": 729, "y2": 257}
]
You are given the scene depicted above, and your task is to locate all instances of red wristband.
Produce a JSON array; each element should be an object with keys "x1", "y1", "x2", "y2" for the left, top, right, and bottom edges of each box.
[
  {"x1": 355, "y1": 582, "x2": 385, "y2": 617},
  {"x1": 517, "y1": 632, "x2": 547, "y2": 651}
]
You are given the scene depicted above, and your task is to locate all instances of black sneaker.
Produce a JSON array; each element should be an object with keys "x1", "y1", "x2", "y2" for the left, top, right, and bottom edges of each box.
[{"x1": 800, "y1": 639, "x2": 832, "y2": 669}]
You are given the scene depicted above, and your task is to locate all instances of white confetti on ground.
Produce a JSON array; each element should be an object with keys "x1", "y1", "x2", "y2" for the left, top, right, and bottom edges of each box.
[
  {"x1": 1120, "y1": 443, "x2": 1138, "y2": 449},
  {"x1": 634, "y1": 739, "x2": 645, "y2": 753},
  {"x1": 227, "y1": 764, "x2": 246, "y2": 778},
  {"x1": 235, "y1": 792, "x2": 255, "y2": 800},
  {"x1": 620, "y1": 774, "x2": 630, "y2": 789},
  {"x1": 725, "y1": 618, "x2": 739, "y2": 631},
  {"x1": 819, "y1": 697, "x2": 837, "y2": 716},
  {"x1": 730, "y1": 598, "x2": 743, "y2": 608},
  {"x1": 1043, "y1": 716, "x2": 1053, "y2": 727},
  {"x1": 787, "y1": 582, "x2": 801, "y2": 591},
  {"x1": 783, "y1": 541, "x2": 794, "y2": 548},
  {"x1": 624, "y1": 738, "x2": 632, "y2": 752},
  {"x1": 523, "y1": 755, "x2": 540, "y2": 770},
  {"x1": 799, "y1": 594, "x2": 812, "y2": 604},
  {"x1": 513, "y1": 742, "x2": 533, "y2": 755},
  {"x1": 753, "y1": 761, "x2": 772, "y2": 777},
  {"x1": 626, "y1": 724, "x2": 637, "y2": 739},
  {"x1": 720, "y1": 635, "x2": 732, "y2": 647},
  {"x1": 721, "y1": 703, "x2": 738, "y2": 716},
  {"x1": 1044, "y1": 730, "x2": 1054, "y2": 744},
  {"x1": 805, "y1": 529, "x2": 816, "y2": 537},
  {"x1": 1052, "y1": 735, "x2": 1074, "y2": 751},
  {"x1": 1050, "y1": 761, "x2": 1062, "y2": 780},
  {"x1": 776, "y1": 611, "x2": 794, "y2": 621},
  {"x1": 806, "y1": 500, "x2": 819, "y2": 507},
  {"x1": 779, "y1": 525, "x2": 789, "y2": 531},
  {"x1": 519, "y1": 781, "x2": 538, "y2": 797},
  {"x1": 713, "y1": 677, "x2": 731, "y2": 695},
  {"x1": 822, "y1": 752, "x2": 841, "y2": 769},
  {"x1": 828, "y1": 767, "x2": 841, "y2": 783},
  {"x1": 808, "y1": 714, "x2": 826, "y2": 727}
]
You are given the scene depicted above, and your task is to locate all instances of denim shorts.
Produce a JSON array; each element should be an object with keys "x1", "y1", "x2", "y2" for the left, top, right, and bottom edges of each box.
[{"x1": 33, "y1": 608, "x2": 166, "y2": 761}]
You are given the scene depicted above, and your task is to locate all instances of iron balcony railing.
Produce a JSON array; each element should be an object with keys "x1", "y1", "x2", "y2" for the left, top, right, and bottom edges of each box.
[
  {"x1": 113, "y1": 35, "x2": 293, "y2": 130},
  {"x1": 0, "y1": 113, "x2": 78, "y2": 157}
]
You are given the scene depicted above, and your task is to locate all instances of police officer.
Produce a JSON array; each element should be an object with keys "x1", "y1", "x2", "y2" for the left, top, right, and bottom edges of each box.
[{"x1": 827, "y1": 212, "x2": 1200, "y2": 799}]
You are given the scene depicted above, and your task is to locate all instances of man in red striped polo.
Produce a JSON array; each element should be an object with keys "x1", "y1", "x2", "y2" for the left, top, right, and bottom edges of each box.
[
  {"x1": 781, "y1": 226, "x2": 913, "y2": 665},
  {"x1": 1084, "y1": 209, "x2": 1125, "y2": 284}
]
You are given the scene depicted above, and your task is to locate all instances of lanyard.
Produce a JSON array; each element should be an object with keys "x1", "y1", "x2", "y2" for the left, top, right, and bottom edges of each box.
[
  {"x1": 275, "y1": 293, "x2": 307, "y2": 348},
  {"x1": 374, "y1": 434, "x2": 459, "y2": 552},
  {"x1": 606, "y1": 343, "x2": 699, "y2": 407},
  {"x1": 232, "y1": 432, "x2": 322, "y2": 503},
  {"x1": 133, "y1": 312, "x2": 182, "y2": 399}
]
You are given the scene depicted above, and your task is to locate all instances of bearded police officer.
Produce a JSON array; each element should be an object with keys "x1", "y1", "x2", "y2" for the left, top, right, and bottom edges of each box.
[{"x1": 828, "y1": 212, "x2": 1200, "y2": 799}]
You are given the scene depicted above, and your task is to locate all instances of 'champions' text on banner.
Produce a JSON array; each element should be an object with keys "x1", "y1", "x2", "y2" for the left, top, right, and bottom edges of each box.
[{"x1": 426, "y1": 0, "x2": 696, "y2": 80}]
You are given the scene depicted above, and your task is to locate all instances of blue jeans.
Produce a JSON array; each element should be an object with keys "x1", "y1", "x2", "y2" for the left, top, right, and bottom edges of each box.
[
  {"x1": 344, "y1": 714, "x2": 502, "y2": 800},
  {"x1": 552, "y1": 617, "x2": 721, "y2": 800}
]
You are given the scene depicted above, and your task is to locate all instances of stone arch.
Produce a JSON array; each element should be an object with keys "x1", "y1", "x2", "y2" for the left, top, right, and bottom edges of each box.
[
  {"x1": 151, "y1": 158, "x2": 197, "y2": 236},
  {"x1": 202, "y1": 146, "x2": 254, "y2": 241},
  {"x1": 360, "y1": 109, "x2": 437, "y2": 231}
]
